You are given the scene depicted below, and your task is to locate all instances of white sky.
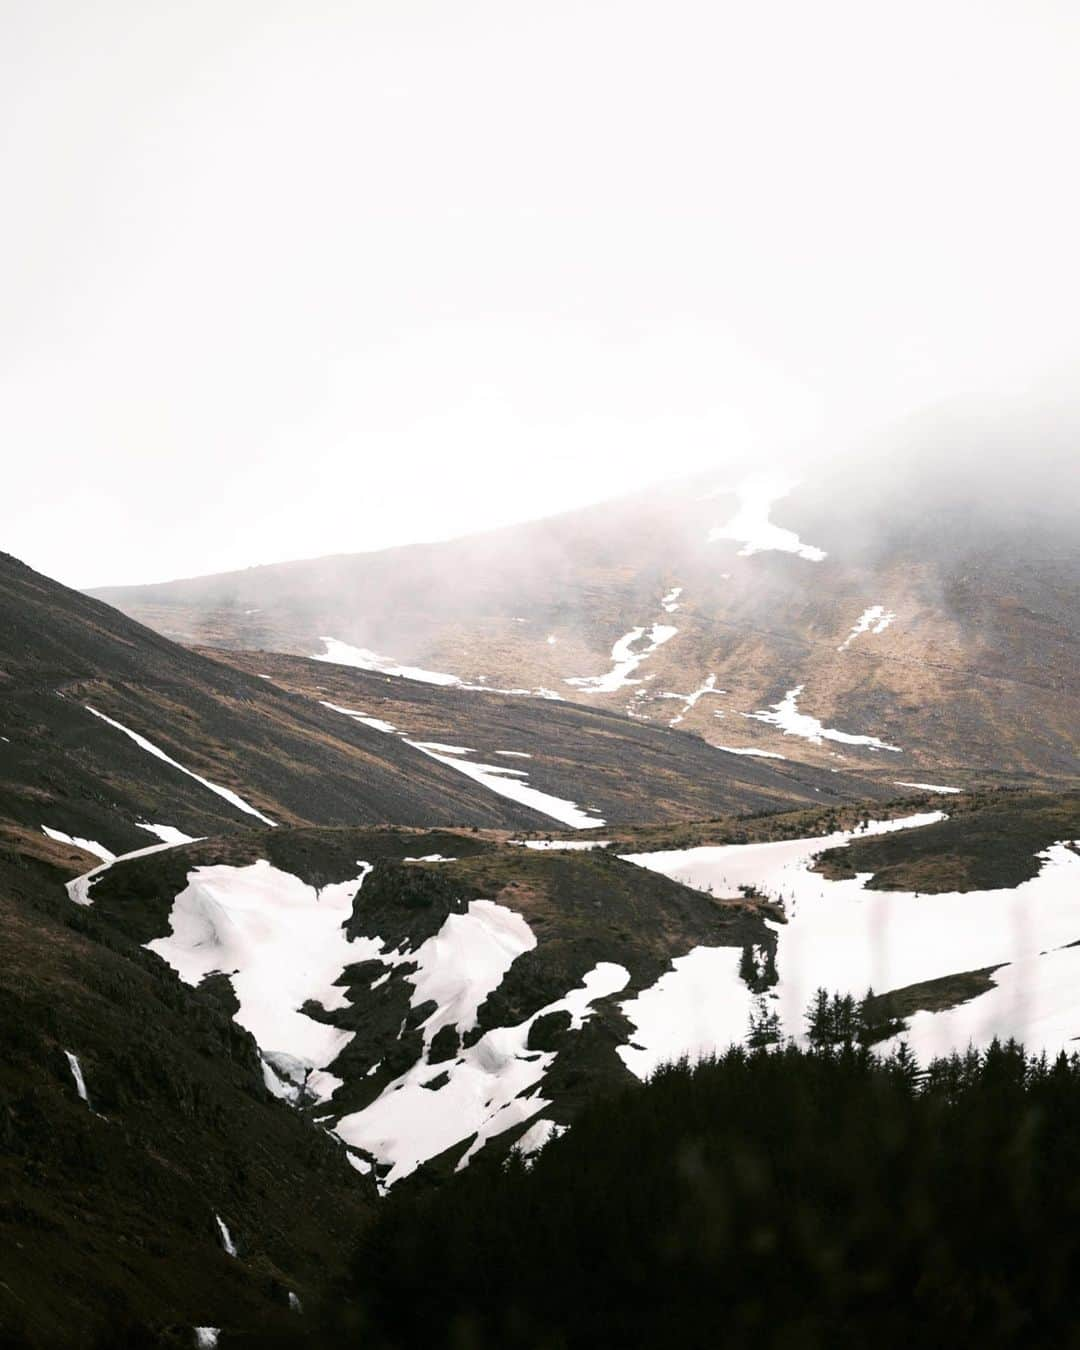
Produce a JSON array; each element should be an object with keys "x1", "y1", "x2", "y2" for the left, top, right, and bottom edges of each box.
[{"x1": 2, "y1": 1, "x2": 1077, "y2": 587}]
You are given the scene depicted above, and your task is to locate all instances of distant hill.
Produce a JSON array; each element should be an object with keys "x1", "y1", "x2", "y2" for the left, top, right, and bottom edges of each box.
[{"x1": 91, "y1": 452, "x2": 1080, "y2": 783}]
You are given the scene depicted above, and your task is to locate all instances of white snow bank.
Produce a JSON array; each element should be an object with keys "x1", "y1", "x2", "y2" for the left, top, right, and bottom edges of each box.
[
  {"x1": 745, "y1": 684, "x2": 901, "y2": 753},
  {"x1": 64, "y1": 1050, "x2": 90, "y2": 1105},
  {"x1": 147, "y1": 861, "x2": 376, "y2": 1095},
  {"x1": 618, "y1": 947, "x2": 754, "y2": 1080},
  {"x1": 42, "y1": 827, "x2": 115, "y2": 864},
  {"x1": 413, "y1": 741, "x2": 473, "y2": 755},
  {"x1": 496, "y1": 750, "x2": 532, "y2": 759},
  {"x1": 407, "y1": 742, "x2": 605, "y2": 830},
  {"x1": 661, "y1": 587, "x2": 683, "y2": 613},
  {"x1": 838, "y1": 604, "x2": 895, "y2": 651},
  {"x1": 194, "y1": 1330, "x2": 219, "y2": 1349},
  {"x1": 894, "y1": 780, "x2": 962, "y2": 795},
  {"x1": 708, "y1": 476, "x2": 826, "y2": 562},
  {"x1": 85, "y1": 706, "x2": 276, "y2": 825},
  {"x1": 316, "y1": 640, "x2": 563, "y2": 700},
  {"x1": 716, "y1": 745, "x2": 787, "y2": 760},
  {"x1": 403, "y1": 853, "x2": 456, "y2": 862},
  {"x1": 321, "y1": 701, "x2": 398, "y2": 734},
  {"x1": 566, "y1": 623, "x2": 678, "y2": 694},
  {"x1": 337, "y1": 961, "x2": 629, "y2": 1184}
]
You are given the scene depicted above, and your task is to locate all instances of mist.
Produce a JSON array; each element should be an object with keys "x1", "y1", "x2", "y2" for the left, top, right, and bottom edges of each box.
[{"x1": 2, "y1": 1, "x2": 1078, "y2": 589}]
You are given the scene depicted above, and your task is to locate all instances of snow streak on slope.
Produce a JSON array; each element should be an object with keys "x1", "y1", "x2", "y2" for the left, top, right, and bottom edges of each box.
[
  {"x1": 316, "y1": 640, "x2": 563, "y2": 699},
  {"x1": 745, "y1": 684, "x2": 901, "y2": 752},
  {"x1": 617, "y1": 947, "x2": 753, "y2": 1080},
  {"x1": 318, "y1": 703, "x2": 604, "y2": 829},
  {"x1": 708, "y1": 477, "x2": 827, "y2": 562},
  {"x1": 565, "y1": 622, "x2": 678, "y2": 694},
  {"x1": 894, "y1": 780, "x2": 961, "y2": 794},
  {"x1": 716, "y1": 745, "x2": 787, "y2": 759},
  {"x1": 64, "y1": 1050, "x2": 91, "y2": 1105},
  {"x1": 84, "y1": 705, "x2": 277, "y2": 825},
  {"x1": 838, "y1": 604, "x2": 896, "y2": 651},
  {"x1": 320, "y1": 701, "x2": 398, "y2": 733},
  {"x1": 42, "y1": 827, "x2": 115, "y2": 863},
  {"x1": 661, "y1": 587, "x2": 683, "y2": 613},
  {"x1": 405, "y1": 742, "x2": 606, "y2": 830},
  {"x1": 336, "y1": 961, "x2": 629, "y2": 1185},
  {"x1": 146, "y1": 861, "x2": 375, "y2": 1100},
  {"x1": 658, "y1": 674, "x2": 724, "y2": 724}
]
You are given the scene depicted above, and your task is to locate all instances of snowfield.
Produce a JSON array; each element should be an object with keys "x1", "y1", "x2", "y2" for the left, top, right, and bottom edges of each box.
[
  {"x1": 624, "y1": 818, "x2": 1080, "y2": 1059},
  {"x1": 618, "y1": 947, "x2": 752, "y2": 1080}
]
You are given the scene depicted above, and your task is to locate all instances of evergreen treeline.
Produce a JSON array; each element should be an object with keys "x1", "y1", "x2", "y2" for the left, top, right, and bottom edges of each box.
[{"x1": 299, "y1": 1034, "x2": 1080, "y2": 1350}]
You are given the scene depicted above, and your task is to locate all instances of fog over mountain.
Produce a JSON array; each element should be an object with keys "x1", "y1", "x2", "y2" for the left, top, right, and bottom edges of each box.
[{"x1": 2, "y1": 4, "x2": 1079, "y2": 1347}]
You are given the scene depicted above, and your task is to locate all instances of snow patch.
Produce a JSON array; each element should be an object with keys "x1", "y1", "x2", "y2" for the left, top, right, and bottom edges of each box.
[
  {"x1": 894, "y1": 780, "x2": 962, "y2": 795},
  {"x1": 618, "y1": 947, "x2": 754, "y2": 1080},
  {"x1": 136, "y1": 822, "x2": 198, "y2": 846},
  {"x1": 215, "y1": 1215, "x2": 237, "y2": 1258},
  {"x1": 661, "y1": 587, "x2": 683, "y2": 613},
  {"x1": 407, "y1": 742, "x2": 605, "y2": 830},
  {"x1": 708, "y1": 476, "x2": 826, "y2": 562},
  {"x1": 659, "y1": 674, "x2": 724, "y2": 724},
  {"x1": 745, "y1": 684, "x2": 901, "y2": 753},
  {"x1": 515, "y1": 1118, "x2": 568, "y2": 1156},
  {"x1": 64, "y1": 1050, "x2": 90, "y2": 1105},
  {"x1": 147, "y1": 862, "x2": 376, "y2": 1097},
  {"x1": 315, "y1": 639, "x2": 462, "y2": 686},
  {"x1": 321, "y1": 701, "x2": 398, "y2": 734},
  {"x1": 716, "y1": 745, "x2": 787, "y2": 760},
  {"x1": 566, "y1": 623, "x2": 678, "y2": 694},
  {"x1": 838, "y1": 604, "x2": 896, "y2": 651},
  {"x1": 336, "y1": 962, "x2": 629, "y2": 1185},
  {"x1": 42, "y1": 827, "x2": 115, "y2": 864}
]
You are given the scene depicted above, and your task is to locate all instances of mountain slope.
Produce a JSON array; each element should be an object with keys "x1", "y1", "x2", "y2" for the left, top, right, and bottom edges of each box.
[
  {"x1": 0, "y1": 835, "x2": 374, "y2": 1347},
  {"x1": 91, "y1": 455, "x2": 1080, "y2": 782},
  {"x1": 1, "y1": 552, "x2": 879, "y2": 869}
]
